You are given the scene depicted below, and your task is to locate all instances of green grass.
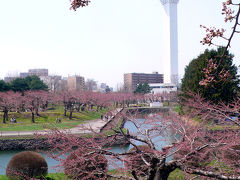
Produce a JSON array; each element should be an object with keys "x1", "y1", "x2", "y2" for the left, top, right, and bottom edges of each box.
[
  {"x1": 0, "y1": 175, "x2": 8, "y2": 180},
  {"x1": 169, "y1": 168, "x2": 205, "y2": 180},
  {"x1": 104, "y1": 128, "x2": 128, "y2": 136},
  {"x1": 45, "y1": 173, "x2": 69, "y2": 180},
  {"x1": 173, "y1": 104, "x2": 181, "y2": 113},
  {"x1": 208, "y1": 124, "x2": 240, "y2": 130},
  {"x1": 0, "y1": 169, "x2": 203, "y2": 180},
  {"x1": 0, "y1": 106, "x2": 107, "y2": 132},
  {"x1": 168, "y1": 168, "x2": 187, "y2": 179},
  {"x1": 0, "y1": 173, "x2": 69, "y2": 180}
]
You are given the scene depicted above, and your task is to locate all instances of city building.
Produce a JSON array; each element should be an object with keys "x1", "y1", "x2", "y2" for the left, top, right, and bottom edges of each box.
[
  {"x1": 67, "y1": 75, "x2": 85, "y2": 91},
  {"x1": 97, "y1": 83, "x2": 113, "y2": 92},
  {"x1": 19, "y1": 69, "x2": 49, "y2": 78},
  {"x1": 19, "y1": 72, "x2": 29, "y2": 78},
  {"x1": 40, "y1": 75, "x2": 66, "y2": 92},
  {"x1": 160, "y1": 0, "x2": 179, "y2": 85},
  {"x1": 4, "y1": 77, "x2": 17, "y2": 83},
  {"x1": 28, "y1": 69, "x2": 48, "y2": 77},
  {"x1": 124, "y1": 72, "x2": 164, "y2": 92},
  {"x1": 149, "y1": 83, "x2": 177, "y2": 94},
  {"x1": 100, "y1": 83, "x2": 107, "y2": 90}
]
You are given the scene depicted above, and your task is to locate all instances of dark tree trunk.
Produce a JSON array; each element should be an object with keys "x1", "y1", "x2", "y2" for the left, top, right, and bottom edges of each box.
[
  {"x1": 45, "y1": 101, "x2": 48, "y2": 108},
  {"x1": 152, "y1": 169, "x2": 170, "y2": 180},
  {"x1": 150, "y1": 163, "x2": 177, "y2": 180},
  {"x1": 69, "y1": 110, "x2": 73, "y2": 120},
  {"x1": 5, "y1": 110, "x2": 8, "y2": 122},
  {"x1": 3, "y1": 110, "x2": 8, "y2": 123},
  {"x1": 3, "y1": 112, "x2": 6, "y2": 124},
  {"x1": 64, "y1": 108, "x2": 67, "y2": 116},
  {"x1": 31, "y1": 111, "x2": 35, "y2": 123},
  {"x1": 35, "y1": 108, "x2": 40, "y2": 116}
]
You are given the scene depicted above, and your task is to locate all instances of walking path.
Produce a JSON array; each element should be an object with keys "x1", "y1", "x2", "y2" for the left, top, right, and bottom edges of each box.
[{"x1": 0, "y1": 108, "x2": 123, "y2": 137}]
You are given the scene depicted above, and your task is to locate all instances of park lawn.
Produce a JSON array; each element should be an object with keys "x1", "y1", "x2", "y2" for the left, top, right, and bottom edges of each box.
[
  {"x1": 0, "y1": 173, "x2": 69, "y2": 180},
  {"x1": 0, "y1": 170, "x2": 207, "y2": 180},
  {"x1": 45, "y1": 173, "x2": 69, "y2": 180},
  {"x1": 0, "y1": 106, "x2": 107, "y2": 131},
  {"x1": 168, "y1": 168, "x2": 205, "y2": 179}
]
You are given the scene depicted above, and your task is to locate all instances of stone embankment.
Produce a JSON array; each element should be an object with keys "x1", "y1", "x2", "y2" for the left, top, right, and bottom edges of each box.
[
  {"x1": 0, "y1": 135, "x2": 128, "y2": 151},
  {"x1": 0, "y1": 138, "x2": 51, "y2": 151},
  {"x1": 0, "y1": 108, "x2": 128, "y2": 151}
]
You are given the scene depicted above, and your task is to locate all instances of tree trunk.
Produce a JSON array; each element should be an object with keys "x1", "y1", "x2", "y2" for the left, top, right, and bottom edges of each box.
[
  {"x1": 3, "y1": 112, "x2": 6, "y2": 124},
  {"x1": 69, "y1": 110, "x2": 73, "y2": 120},
  {"x1": 32, "y1": 111, "x2": 35, "y2": 123},
  {"x1": 150, "y1": 163, "x2": 177, "y2": 180},
  {"x1": 153, "y1": 170, "x2": 170, "y2": 180},
  {"x1": 45, "y1": 101, "x2": 48, "y2": 108},
  {"x1": 3, "y1": 110, "x2": 8, "y2": 123},
  {"x1": 64, "y1": 108, "x2": 67, "y2": 116},
  {"x1": 35, "y1": 108, "x2": 40, "y2": 116},
  {"x1": 5, "y1": 110, "x2": 8, "y2": 122}
]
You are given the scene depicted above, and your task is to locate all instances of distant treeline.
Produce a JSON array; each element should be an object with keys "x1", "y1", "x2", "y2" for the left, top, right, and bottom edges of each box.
[{"x1": 0, "y1": 76, "x2": 48, "y2": 92}]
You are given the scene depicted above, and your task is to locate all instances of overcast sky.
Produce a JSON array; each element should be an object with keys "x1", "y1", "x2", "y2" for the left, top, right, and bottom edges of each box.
[{"x1": 0, "y1": 0, "x2": 239, "y2": 88}]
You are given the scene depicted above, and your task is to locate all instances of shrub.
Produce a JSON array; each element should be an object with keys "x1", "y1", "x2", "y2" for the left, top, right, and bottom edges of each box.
[{"x1": 6, "y1": 151, "x2": 48, "y2": 180}]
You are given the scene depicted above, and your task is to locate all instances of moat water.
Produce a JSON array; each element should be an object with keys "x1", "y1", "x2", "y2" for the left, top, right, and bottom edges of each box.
[{"x1": 0, "y1": 119, "x2": 174, "y2": 175}]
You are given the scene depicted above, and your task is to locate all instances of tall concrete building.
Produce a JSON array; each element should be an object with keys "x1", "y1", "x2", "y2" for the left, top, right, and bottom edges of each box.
[
  {"x1": 19, "y1": 72, "x2": 29, "y2": 78},
  {"x1": 67, "y1": 75, "x2": 85, "y2": 91},
  {"x1": 40, "y1": 75, "x2": 66, "y2": 92},
  {"x1": 124, "y1": 72, "x2": 164, "y2": 92},
  {"x1": 19, "y1": 69, "x2": 49, "y2": 78},
  {"x1": 28, "y1": 69, "x2": 48, "y2": 77},
  {"x1": 160, "y1": 0, "x2": 179, "y2": 85}
]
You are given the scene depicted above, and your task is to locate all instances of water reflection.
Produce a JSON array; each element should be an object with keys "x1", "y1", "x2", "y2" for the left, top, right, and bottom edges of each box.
[{"x1": 107, "y1": 118, "x2": 175, "y2": 169}]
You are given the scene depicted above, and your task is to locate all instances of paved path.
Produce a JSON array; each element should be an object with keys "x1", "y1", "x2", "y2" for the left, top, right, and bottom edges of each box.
[
  {"x1": 0, "y1": 108, "x2": 123, "y2": 137},
  {"x1": 0, "y1": 119, "x2": 108, "y2": 137}
]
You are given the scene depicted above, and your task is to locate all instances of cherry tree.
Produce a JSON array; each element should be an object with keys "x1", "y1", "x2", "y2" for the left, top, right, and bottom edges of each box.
[
  {"x1": 43, "y1": 97, "x2": 240, "y2": 180},
  {"x1": 70, "y1": 0, "x2": 90, "y2": 10},
  {"x1": 199, "y1": 0, "x2": 240, "y2": 89},
  {"x1": 23, "y1": 90, "x2": 49, "y2": 123},
  {"x1": 58, "y1": 90, "x2": 77, "y2": 120},
  {"x1": 0, "y1": 91, "x2": 21, "y2": 123},
  {"x1": 41, "y1": 1, "x2": 240, "y2": 179}
]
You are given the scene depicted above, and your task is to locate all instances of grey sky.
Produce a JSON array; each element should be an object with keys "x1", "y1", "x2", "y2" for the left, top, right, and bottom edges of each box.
[{"x1": 0, "y1": 0, "x2": 239, "y2": 88}]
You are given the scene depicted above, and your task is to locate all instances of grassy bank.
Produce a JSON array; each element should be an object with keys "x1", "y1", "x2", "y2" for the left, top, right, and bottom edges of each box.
[
  {"x1": 0, "y1": 169, "x2": 202, "y2": 180},
  {"x1": 0, "y1": 173, "x2": 69, "y2": 180},
  {"x1": 0, "y1": 105, "x2": 107, "y2": 131}
]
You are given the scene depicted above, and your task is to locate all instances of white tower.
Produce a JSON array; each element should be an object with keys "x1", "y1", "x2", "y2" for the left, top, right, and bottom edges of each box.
[{"x1": 160, "y1": 0, "x2": 179, "y2": 85}]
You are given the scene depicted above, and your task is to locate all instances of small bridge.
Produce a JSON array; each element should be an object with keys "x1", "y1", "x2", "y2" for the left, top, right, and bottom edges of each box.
[{"x1": 127, "y1": 106, "x2": 170, "y2": 114}]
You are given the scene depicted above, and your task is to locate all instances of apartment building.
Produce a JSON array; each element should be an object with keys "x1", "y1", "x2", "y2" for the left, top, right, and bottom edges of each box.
[
  {"x1": 124, "y1": 72, "x2": 164, "y2": 92},
  {"x1": 67, "y1": 75, "x2": 85, "y2": 91},
  {"x1": 28, "y1": 69, "x2": 48, "y2": 76}
]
